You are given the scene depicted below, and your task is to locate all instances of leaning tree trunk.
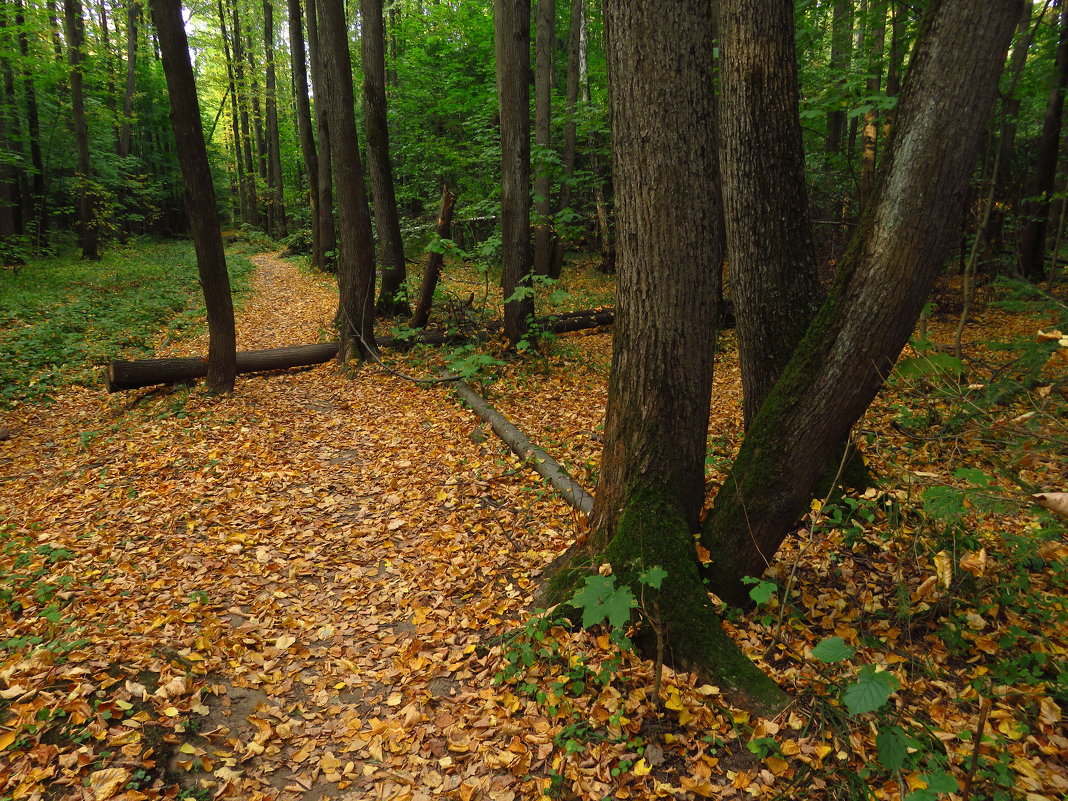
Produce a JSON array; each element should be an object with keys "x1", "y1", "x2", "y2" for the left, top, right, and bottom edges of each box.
[
  {"x1": 317, "y1": 0, "x2": 377, "y2": 362},
  {"x1": 494, "y1": 0, "x2": 535, "y2": 343},
  {"x1": 543, "y1": 0, "x2": 787, "y2": 714},
  {"x1": 362, "y1": 0, "x2": 409, "y2": 316},
  {"x1": 702, "y1": 0, "x2": 1022, "y2": 608},
  {"x1": 150, "y1": 0, "x2": 237, "y2": 393},
  {"x1": 718, "y1": 0, "x2": 823, "y2": 428},
  {"x1": 63, "y1": 0, "x2": 98, "y2": 260},
  {"x1": 410, "y1": 184, "x2": 458, "y2": 329}
]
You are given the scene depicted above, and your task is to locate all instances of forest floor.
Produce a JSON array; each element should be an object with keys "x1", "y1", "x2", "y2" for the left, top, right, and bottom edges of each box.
[{"x1": 0, "y1": 247, "x2": 1065, "y2": 801}]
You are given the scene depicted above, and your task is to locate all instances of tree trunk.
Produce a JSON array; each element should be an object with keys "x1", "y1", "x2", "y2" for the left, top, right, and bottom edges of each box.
[
  {"x1": 542, "y1": 0, "x2": 786, "y2": 714},
  {"x1": 532, "y1": 0, "x2": 555, "y2": 276},
  {"x1": 289, "y1": 0, "x2": 320, "y2": 264},
  {"x1": 217, "y1": 0, "x2": 249, "y2": 226},
  {"x1": 719, "y1": 0, "x2": 823, "y2": 429},
  {"x1": 410, "y1": 184, "x2": 458, "y2": 329},
  {"x1": 549, "y1": 0, "x2": 582, "y2": 279},
  {"x1": 150, "y1": 0, "x2": 237, "y2": 394},
  {"x1": 231, "y1": 6, "x2": 260, "y2": 228},
  {"x1": 825, "y1": 0, "x2": 850, "y2": 156},
  {"x1": 1019, "y1": 0, "x2": 1068, "y2": 282},
  {"x1": 858, "y1": 0, "x2": 886, "y2": 213},
  {"x1": 0, "y1": 0, "x2": 19, "y2": 247},
  {"x1": 317, "y1": 0, "x2": 377, "y2": 362},
  {"x1": 118, "y1": 0, "x2": 138, "y2": 160},
  {"x1": 702, "y1": 0, "x2": 1022, "y2": 608},
  {"x1": 306, "y1": 0, "x2": 336, "y2": 270},
  {"x1": 63, "y1": 0, "x2": 98, "y2": 260},
  {"x1": 362, "y1": 0, "x2": 409, "y2": 316},
  {"x1": 495, "y1": 0, "x2": 535, "y2": 343},
  {"x1": 263, "y1": 0, "x2": 287, "y2": 238},
  {"x1": 13, "y1": 0, "x2": 45, "y2": 250}
]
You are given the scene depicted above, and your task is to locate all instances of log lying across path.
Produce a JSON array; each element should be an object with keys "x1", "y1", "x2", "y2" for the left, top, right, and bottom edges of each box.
[
  {"x1": 106, "y1": 308, "x2": 615, "y2": 392},
  {"x1": 447, "y1": 375, "x2": 594, "y2": 515}
]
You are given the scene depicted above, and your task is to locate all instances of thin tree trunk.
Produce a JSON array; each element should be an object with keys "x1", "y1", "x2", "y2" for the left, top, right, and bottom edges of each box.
[
  {"x1": 549, "y1": 0, "x2": 582, "y2": 279},
  {"x1": 858, "y1": 0, "x2": 886, "y2": 212},
  {"x1": 63, "y1": 0, "x2": 98, "y2": 259},
  {"x1": 495, "y1": 0, "x2": 535, "y2": 343},
  {"x1": 533, "y1": 0, "x2": 555, "y2": 276},
  {"x1": 263, "y1": 0, "x2": 287, "y2": 238},
  {"x1": 1019, "y1": 0, "x2": 1068, "y2": 282},
  {"x1": 362, "y1": 0, "x2": 409, "y2": 316},
  {"x1": 14, "y1": 0, "x2": 45, "y2": 250},
  {"x1": 825, "y1": 0, "x2": 851, "y2": 155},
  {"x1": 217, "y1": 0, "x2": 248, "y2": 224},
  {"x1": 289, "y1": 0, "x2": 320, "y2": 263},
  {"x1": 719, "y1": 0, "x2": 823, "y2": 429},
  {"x1": 231, "y1": 5, "x2": 260, "y2": 227},
  {"x1": 410, "y1": 184, "x2": 458, "y2": 329},
  {"x1": 306, "y1": 0, "x2": 335, "y2": 269},
  {"x1": 702, "y1": 0, "x2": 1021, "y2": 608},
  {"x1": 0, "y1": 0, "x2": 20, "y2": 245},
  {"x1": 118, "y1": 0, "x2": 138, "y2": 160},
  {"x1": 317, "y1": 0, "x2": 377, "y2": 361},
  {"x1": 150, "y1": 0, "x2": 237, "y2": 393}
]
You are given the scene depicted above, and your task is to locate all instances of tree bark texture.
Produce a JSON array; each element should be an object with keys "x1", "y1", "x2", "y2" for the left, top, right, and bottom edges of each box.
[
  {"x1": 150, "y1": 0, "x2": 237, "y2": 393},
  {"x1": 362, "y1": 0, "x2": 409, "y2": 316},
  {"x1": 701, "y1": 0, "x2": 1022, "y2": 608},
  {"x1": 858, "y1": 0, "x2": 886, "y2": 213},
  {"x1": 63, "y1": 0, "x2": 98, "y2": 260},
  {"x1": 410, "y1": 184, "x2": 458, "y2": 329},
  {"x1": 317, "y1": 0, "x2": 377, "y2": 361},
  {"x1": 494, "y1": 0, "x2": 535, "y2": 344},
  {"x1": 533, "y1": 0, "x2": 555, "y2": 276},
  {"x1": 544, "y1": 0, "x2": 786, "y2": 714},
  {"x1": 263, "y1": 0, "x2": 287, "y2": 238},
  {"x1": 231, "y1": 7, "x2": 260, "y2": 228},
  {"x1": 825, "y1": 0, "x2": 851, "y2": 155},
  {"x1": 306, "y1": 0, "x2": 336, "y2": 270},
  {"x1": 14, "y1": 0, "x2": 46, "y2": 249},
  {"x1": 718, "y1": 0, "x2": 823, "y2": 429},
  {"x1": 288, "y1": 0, "x2": 321, "y2": 265},
  {"x1": 1019, "y1": 0, "x2": 1068, "y2": 282}
]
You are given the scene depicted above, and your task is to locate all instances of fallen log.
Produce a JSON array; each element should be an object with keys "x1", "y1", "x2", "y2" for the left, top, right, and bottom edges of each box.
[
  {"x1": 106, "y1": 308, "x2": 617, "y2": 392},
  {"x1": 106, "y1": 342, "x2": 341, "y2": 392},
  {"x1": 446, "y1": 375, "x2": 593, "y2": 515}
]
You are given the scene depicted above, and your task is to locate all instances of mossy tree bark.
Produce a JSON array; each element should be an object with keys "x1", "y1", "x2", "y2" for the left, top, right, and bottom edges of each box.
[
  {"x1": 545, "y1": 0, "x2": 788, "y2": 715},
  {"x1": 718, "y1": 0, "x2": 823, "y2": 429},
  {"x1": 701, "y1": 0, "x2": 1022, "y2": 608}
]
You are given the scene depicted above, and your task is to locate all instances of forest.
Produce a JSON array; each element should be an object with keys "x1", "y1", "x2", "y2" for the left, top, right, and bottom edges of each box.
[{"x1": 0, "y1": 0, "x2": 1066, "y2": 799}]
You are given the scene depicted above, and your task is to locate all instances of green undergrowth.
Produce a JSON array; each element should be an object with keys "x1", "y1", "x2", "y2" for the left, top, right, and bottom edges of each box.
[{"x1": 0, "y1": 238, "x2": 254, "y2": 407}]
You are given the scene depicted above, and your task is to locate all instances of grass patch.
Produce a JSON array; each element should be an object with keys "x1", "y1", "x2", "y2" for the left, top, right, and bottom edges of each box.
[{"x1": 0, "y1": 238, "x2": 254, "y2": 407}]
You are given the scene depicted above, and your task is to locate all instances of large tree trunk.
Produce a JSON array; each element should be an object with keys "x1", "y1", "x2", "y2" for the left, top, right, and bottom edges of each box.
[
  {"x1": 263, "y1": 0, "x2": 287, "y2": 238},
  {"x1": 288, "y1": 0, "x2": 320, "y2": 260},
  {"x1": 494, "y1": 0, "x2": 535, "y2": 343},
  {"x1": 718, "y1": 0, "x2": 822, "y2": 428},
  {"x1": 544, "y1": 0, "x2": 787, "y2": 714},
  {"x1": 549, "y1": 0, "x2": 583, "y2": 279},
  {"x1": 702, "y1": 0, "x2": 1022, "y2": 608},
  {"x1": 306, "y1": 0, "x2": 336, "y2": 270},
  {"x1": 150, "y1": 0, "x2": 237, "y2": 393},
  {"x1": 317, "y1": 0, "x2": 377, "y2": 362},
  {"x1": 1019, "y1": 0, "x2": 1068, "y2": 282},
  {"x1": 532, "y1": 0, "x2": 555, "y2": 276},
  {"x1": 410, "y1": 184, "x2": 458, "y2": 329},
  {"x1": 63, "y1": 0, "x2": 99, "y2": 260},
  {"x1": 362, "y1": 0, "x2": 409, "y2": 316}
]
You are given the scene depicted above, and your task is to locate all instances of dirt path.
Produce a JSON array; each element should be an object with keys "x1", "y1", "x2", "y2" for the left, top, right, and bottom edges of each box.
[{"x1": 2, "y1": 252, "x2": 578, "y2": 800}]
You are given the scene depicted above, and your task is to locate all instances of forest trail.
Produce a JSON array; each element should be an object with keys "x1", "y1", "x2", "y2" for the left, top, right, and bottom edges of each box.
[{"x1": 2, "y1": 251, "x2": 583, "y2": 800}]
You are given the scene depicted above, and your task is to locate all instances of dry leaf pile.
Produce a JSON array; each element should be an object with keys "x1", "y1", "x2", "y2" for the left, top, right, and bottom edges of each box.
[{"x1": 0, "y1": 252, "x2": 1064, "y2": 801}]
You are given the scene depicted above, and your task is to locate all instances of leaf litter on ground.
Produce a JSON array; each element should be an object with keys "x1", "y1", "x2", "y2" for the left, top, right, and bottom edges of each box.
[{"x1": 0, "y1": 249, "x2": 1064, "y2": 801}]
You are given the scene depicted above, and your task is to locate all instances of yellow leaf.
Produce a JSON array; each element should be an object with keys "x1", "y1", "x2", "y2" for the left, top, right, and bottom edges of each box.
[
  {"x1": 89, "y1": 768, "x2": 130, "y2": 800},
  {"x1": 179, "y1": 742, "x2": 197, "y2": 754},
  {"x1": 934, "y1": 551, "x2": 952, "y2": 589},
  {"x1": 664, "y1": 688, "x2": 684, "y2": 712},
  {"x1": 959, "y1": 549, "x2": 987, "y2": 577},
  {"x1": 0, "y1": 729, "x2": 15, "y2": 750},
  {"x1": 632, "y1": 758, "x2": 651, "y2": 776},
  {"x1": 163, "y1": 707, "x2": 180, "y2": 717},
  {"x1": 766, "y1": 756, "x2": 789, "y2": 776},
  {"x1": 274, "y1": 635, "x2": 296, "y2": 650}
]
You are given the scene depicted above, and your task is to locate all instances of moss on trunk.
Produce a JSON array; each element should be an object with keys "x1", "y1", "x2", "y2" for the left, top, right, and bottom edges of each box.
[{"x1": 542, "y1": 487, "x2": 789, "y2": 716}]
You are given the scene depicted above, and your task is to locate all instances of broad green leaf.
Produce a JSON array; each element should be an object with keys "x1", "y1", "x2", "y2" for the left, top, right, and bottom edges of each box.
[
  {"x1": 742, "y1": 576, "x2": 777, "y2": 605},
  {"x1": 903, "y1": 771, "x2": 958, "y2": 801},
  {"x1": 842, "y1": 665, "x2": 899, "y2": 715},
  {"x1": 894, "y1": 353, "x2": 965, "y2": 381},
  {"x1": 875, "y1": 727, "x2": 907, "y2": 771},
  {"x1": 920, "y1": 486, "x2": 967, "y2": 525},
  {"x1": 569, "y1": 575, "x2": 636, "y2": 629},
  {"x1": 952, "y1": 467, "x2": 992, "y2": 487},
  {"x1": 811, "y1": 636, "x2": 855, "y2": 663},
  {"x1": 638, "y1": 566, "x2": 667, "y2": 589}
]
